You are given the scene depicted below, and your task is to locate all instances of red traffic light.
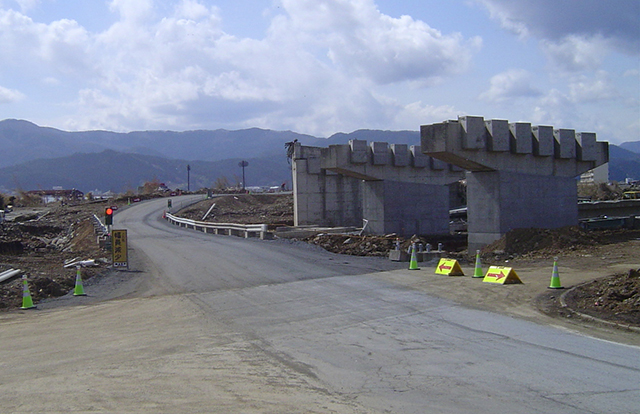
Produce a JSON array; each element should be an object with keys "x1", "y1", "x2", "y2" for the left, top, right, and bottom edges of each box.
[{"x1": 105, "y1": 208, "x2": 113, "y2": 215}]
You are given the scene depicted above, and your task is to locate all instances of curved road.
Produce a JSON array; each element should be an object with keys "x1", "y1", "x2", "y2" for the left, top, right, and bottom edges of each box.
[{"x1": 1, "y1": 196, "x2": 639, "y2": 413}]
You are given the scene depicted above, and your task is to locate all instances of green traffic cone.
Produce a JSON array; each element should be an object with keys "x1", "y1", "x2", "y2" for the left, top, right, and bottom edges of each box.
[
  {"x1": 473, "y1": 249, "x2": 484, "y2": 278},
  {"x1": 409, "y1": 243, "x2": 419, "y2": 270},
  {"x1": 20, "y1": 275, "x2": 36, "y2": 310},
  {"x1": 548, "y1": 257, "x2": 564, "y2": 289},
  {"x1": 73, "y1": 267, "x2": 87, "y2": 296}
]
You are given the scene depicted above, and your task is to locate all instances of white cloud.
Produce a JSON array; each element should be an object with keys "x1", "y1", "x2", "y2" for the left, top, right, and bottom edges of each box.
[
  {"x1": 479, "y1": 69, "x2": 541, "y2": 103},
  {"x1": 541, "y1": 34, "x2": 611, "y2": 72},
  {"x1": 0, "y1": 0, "x2": 483, "y2": 135},
  {"x1": 280, "y1": 0, "x2": 481, "y2": 85},
  {"x1": 0, "y1": 85, "x2": 25, "y2": 103},
  {"x1": 568, "y1": 72, "x2": 619, "y2": 103}
]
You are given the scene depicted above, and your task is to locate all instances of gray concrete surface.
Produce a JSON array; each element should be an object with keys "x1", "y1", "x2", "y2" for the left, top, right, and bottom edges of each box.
[
  {"x1": 421, "y1": 116, "x2": 610, "y2": 250},
  {"x1": 1, "y1": 196, "x2": 638, "y2": 414}
]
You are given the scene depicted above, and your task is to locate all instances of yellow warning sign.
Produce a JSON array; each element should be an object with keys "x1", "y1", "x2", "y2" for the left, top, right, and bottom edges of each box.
[
  {"x1": 482, "y1": 266, "x2": 522, "y2": 284},
  {"x1": 111, "y1": 229, "x2": 128, "y2": 269},
  {"x1": 435, "y1": 258, "x2": 465, "y2": 276}
]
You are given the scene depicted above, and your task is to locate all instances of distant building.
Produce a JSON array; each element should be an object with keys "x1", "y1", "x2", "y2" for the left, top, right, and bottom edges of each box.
[
  {"x1": 580, "y1": 163, "x2": 609, "y2": 184},
  {"x1": 27, "y1": 188, "x2": 85, "y2": 203}
]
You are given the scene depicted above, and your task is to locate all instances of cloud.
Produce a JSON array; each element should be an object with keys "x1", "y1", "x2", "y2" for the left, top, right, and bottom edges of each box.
[
  {"x1": 475, "y1": 0, "x2": 639, "y2": 53},
  {"x1": 541, "y1": 34, "x2": 612, "y2": 72},
  {"x1": 280, "y1": 0, "x2": 481, "y2": 85},
  {"x1": 479, "y1": 69, "x2": 541, "y2": 103},
  {"x1": 0, "y1": 84, "x2": 25, "y2": 103},
  {"x1": 476, "y1": 0, "x2": 639, "y2": 73},
  {"x1": 568, "y1": 72, "x2": 619, "y2": 103},
  {"x1": 0, "y1": 0, "x2": 483, "y2": 135}
]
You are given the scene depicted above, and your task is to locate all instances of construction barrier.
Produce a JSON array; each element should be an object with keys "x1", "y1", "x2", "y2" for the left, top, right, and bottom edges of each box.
[
  {"x1": 483, "y1": 266, "x2": 522, "y2": 284},
  {"x1": 435, "y1": 258, "x2": 464, "y2": 276},
  {"x1": 408, "y1": 243, "x2": 419, "y2": 270},
  {"x1": 20, "y1": 275, "x2": 36, "y2": 310},
  {"x1": 548, "y1": 257, "x2": 564, "y2": 289},
  {"x1": 73, "y1": 267, "x2": 87, "y2": 296},
  {"x1": 473, "y1": 250, "x2": 484, "y2": 278}
]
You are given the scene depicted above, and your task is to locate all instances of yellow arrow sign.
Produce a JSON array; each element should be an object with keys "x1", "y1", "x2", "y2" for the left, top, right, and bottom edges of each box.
[
  {"x1": 435, "y1": 258, "x2": 465, "y2": 276},
  {"x1": 482, "y1": 266, "x2": 522, "y2": 284}
]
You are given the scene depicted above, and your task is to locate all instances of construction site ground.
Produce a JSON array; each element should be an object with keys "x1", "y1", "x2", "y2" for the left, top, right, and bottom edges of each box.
[{"x1": 1, "y1": 193, "x2": 639, "y2": 346}]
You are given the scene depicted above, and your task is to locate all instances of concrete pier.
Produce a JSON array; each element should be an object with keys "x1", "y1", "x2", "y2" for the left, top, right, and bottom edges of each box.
[
  {"x1": 292, "y1": 140, "x2": 463, "y2": 236},
  {"x1": 421, "y1": 116, "x2": 609, "y2": 250}
]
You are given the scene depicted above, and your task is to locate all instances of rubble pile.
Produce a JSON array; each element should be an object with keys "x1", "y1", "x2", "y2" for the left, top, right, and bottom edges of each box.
[
  {"x1": 0, "y1": 203, "x2": 111, "y2": 310},
  {"x1": 304, "y1": 234, "x2": 397, "y2": 256},
  {"x1": 179, "y1": 194, "x2": 293, "y2": 228},
  {"x1": 564, "y1": 269, "x2": 640, "y2": 326}
]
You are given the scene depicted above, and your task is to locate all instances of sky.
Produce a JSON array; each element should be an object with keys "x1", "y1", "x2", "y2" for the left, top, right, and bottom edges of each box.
[{"x1": 0, "y1": 0, "x2": 638, "y2": 145}]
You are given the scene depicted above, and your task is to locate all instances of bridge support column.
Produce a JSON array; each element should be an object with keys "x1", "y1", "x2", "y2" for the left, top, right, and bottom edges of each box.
[{"x1": 467, "y1": 171, "x2": 578, "y2": 251}]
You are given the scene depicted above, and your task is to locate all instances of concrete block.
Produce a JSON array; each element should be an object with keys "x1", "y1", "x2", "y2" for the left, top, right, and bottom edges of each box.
[
  {"x1": 350, "y1": 139, "x2": 368, "y2": 164},
  {"x1": 430, "y1": 157, "x2": 446, "y2": 170},
  {"x1": 410, "y1": 145, "x2": 428, "y2": 168},
  {"x1": 371, "y1": 142, "x2": 390, "y2": 165},
  {"x1": 459, "y1": 116, "x2": 486, "y2": 150},
  {"x1": 388, "y1": 250, "x2": 409, "y2": 262},
  {"x1": 576, "y1": 132, "x2": 597, "y2": 162},
  {"x1": 485, "y1": 119, "x2": 509, "y2": 152},
  {"x1": 391, "y1": 144, "x2": 409, "y2": 167},
  {"x1": 509, "y1": 122, "x2": 532, "y2": 154},
  {"x1": 532, "y1": 125, "x2": 554, "y2": 156},
  {"x1": 554, "y1": 129, "x2": 576, "y2": 159},
  {"x1": 307, "y1": 156, "x2": 321, "y2": 174},
  {"x1": 420, "y1": 123, "x2": 448, "y2": 153}
]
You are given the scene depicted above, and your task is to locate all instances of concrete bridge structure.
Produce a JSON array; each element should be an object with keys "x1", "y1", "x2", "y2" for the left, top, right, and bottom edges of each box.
[
  {"x1": 292, "y1": 116, "x2": 609, "y2": 250},
  {"x1": 422, "y1": 116, "x2": 609, "y2": 250},
  {"x1": 292, "y1": 141, "x2": 464, "y2": 236}
]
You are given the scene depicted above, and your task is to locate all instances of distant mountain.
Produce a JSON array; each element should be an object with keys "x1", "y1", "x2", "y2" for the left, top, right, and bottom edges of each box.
[
  {"x1": 0, "y1": 150, "x2": 292, "y2": 193},
  {"x1": 0, "y1": 119, "x2": 420, "y2": 169},
  {"x1": 609, "y1": 144, "x2": 640, "y2": 182},
  {"x1": 620, "y1": 141, "x2": 640, "y2": 154},
  {"x1": 0, "y1": 118, "x2": 637, "y2": 192}
]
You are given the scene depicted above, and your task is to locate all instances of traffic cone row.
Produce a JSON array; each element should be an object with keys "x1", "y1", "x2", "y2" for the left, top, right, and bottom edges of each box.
[
  {"x1": 19, "y1": 267, "x2": 88, "y2": 310},
  {"x1": 406, "y1": 247, "x2": 564, "y2": 288}
]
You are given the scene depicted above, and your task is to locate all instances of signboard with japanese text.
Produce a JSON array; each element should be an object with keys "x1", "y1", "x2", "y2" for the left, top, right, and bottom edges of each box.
[{"x1": 112, "y1": 229, "x2": 128, "y2": 268}]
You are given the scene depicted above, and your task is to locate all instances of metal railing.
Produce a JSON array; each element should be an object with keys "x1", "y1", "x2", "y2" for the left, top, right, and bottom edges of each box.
[{"x1": 165, "y1": 212, "x2": 269, "y2": 239}]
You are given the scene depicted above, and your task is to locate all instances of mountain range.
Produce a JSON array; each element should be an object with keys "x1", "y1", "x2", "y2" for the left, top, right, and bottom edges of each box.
[{"x1": 0, "y1": 119, "x2": 638, "y2": 193}]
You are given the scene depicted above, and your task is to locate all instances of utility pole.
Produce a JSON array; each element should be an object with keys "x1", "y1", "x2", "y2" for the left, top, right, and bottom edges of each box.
[
  {"x1": 238, "y1": 160, "x2": 249, "y2": 191},
  {"x1": 187, "y1": 164, "x2": 191, "y2": 192}
]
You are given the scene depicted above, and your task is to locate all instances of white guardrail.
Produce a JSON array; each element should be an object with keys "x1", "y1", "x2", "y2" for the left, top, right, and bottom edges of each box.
[{"x1": 165, "y1": 212, "x2": 269, "y2": 240}]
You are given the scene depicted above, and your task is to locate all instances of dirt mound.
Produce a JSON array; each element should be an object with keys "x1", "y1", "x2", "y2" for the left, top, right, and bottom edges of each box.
[
  {"x1": 564, "y1": 269, "x2": 640, "y2": 327},
  {"x1": 179, "y1": 194, "x2": 293, "y2": 228},
  {"x1": 482, "y1": 226, "x2": 640, "y2": 258},
  {"x1": 0, "y1": 202, "x2": 114, "y2": 311}
]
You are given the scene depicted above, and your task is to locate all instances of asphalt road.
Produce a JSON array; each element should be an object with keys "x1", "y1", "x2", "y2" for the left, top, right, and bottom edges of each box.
[{"x1": 1, "y1": 196, "x2": 639, "y2": 413}]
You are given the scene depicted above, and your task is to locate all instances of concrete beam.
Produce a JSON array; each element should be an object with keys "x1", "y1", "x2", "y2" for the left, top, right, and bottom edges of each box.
[{"x1": 421, "y1": 116, "x2": 607, "y2": 177}]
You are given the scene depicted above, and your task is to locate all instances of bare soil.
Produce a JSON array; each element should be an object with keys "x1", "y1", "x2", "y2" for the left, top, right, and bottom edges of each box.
[{"x1": 2, "y1": 193, "x2": 639, "y2": 334}]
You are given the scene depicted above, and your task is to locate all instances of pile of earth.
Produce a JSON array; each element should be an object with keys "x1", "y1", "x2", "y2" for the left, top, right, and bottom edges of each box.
[
  {"x1": 178, "y1": 193, "x2": 294, "y2": 228},
  {"x1": 563, "y1": 268, "x2": 640, "y2": 326},
  {"x1": 303, "y1": 233, "x2": 467, "y2": 257},
  {"x1": 0, "y1": 201, "x2": 114, "y2": 310}
]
